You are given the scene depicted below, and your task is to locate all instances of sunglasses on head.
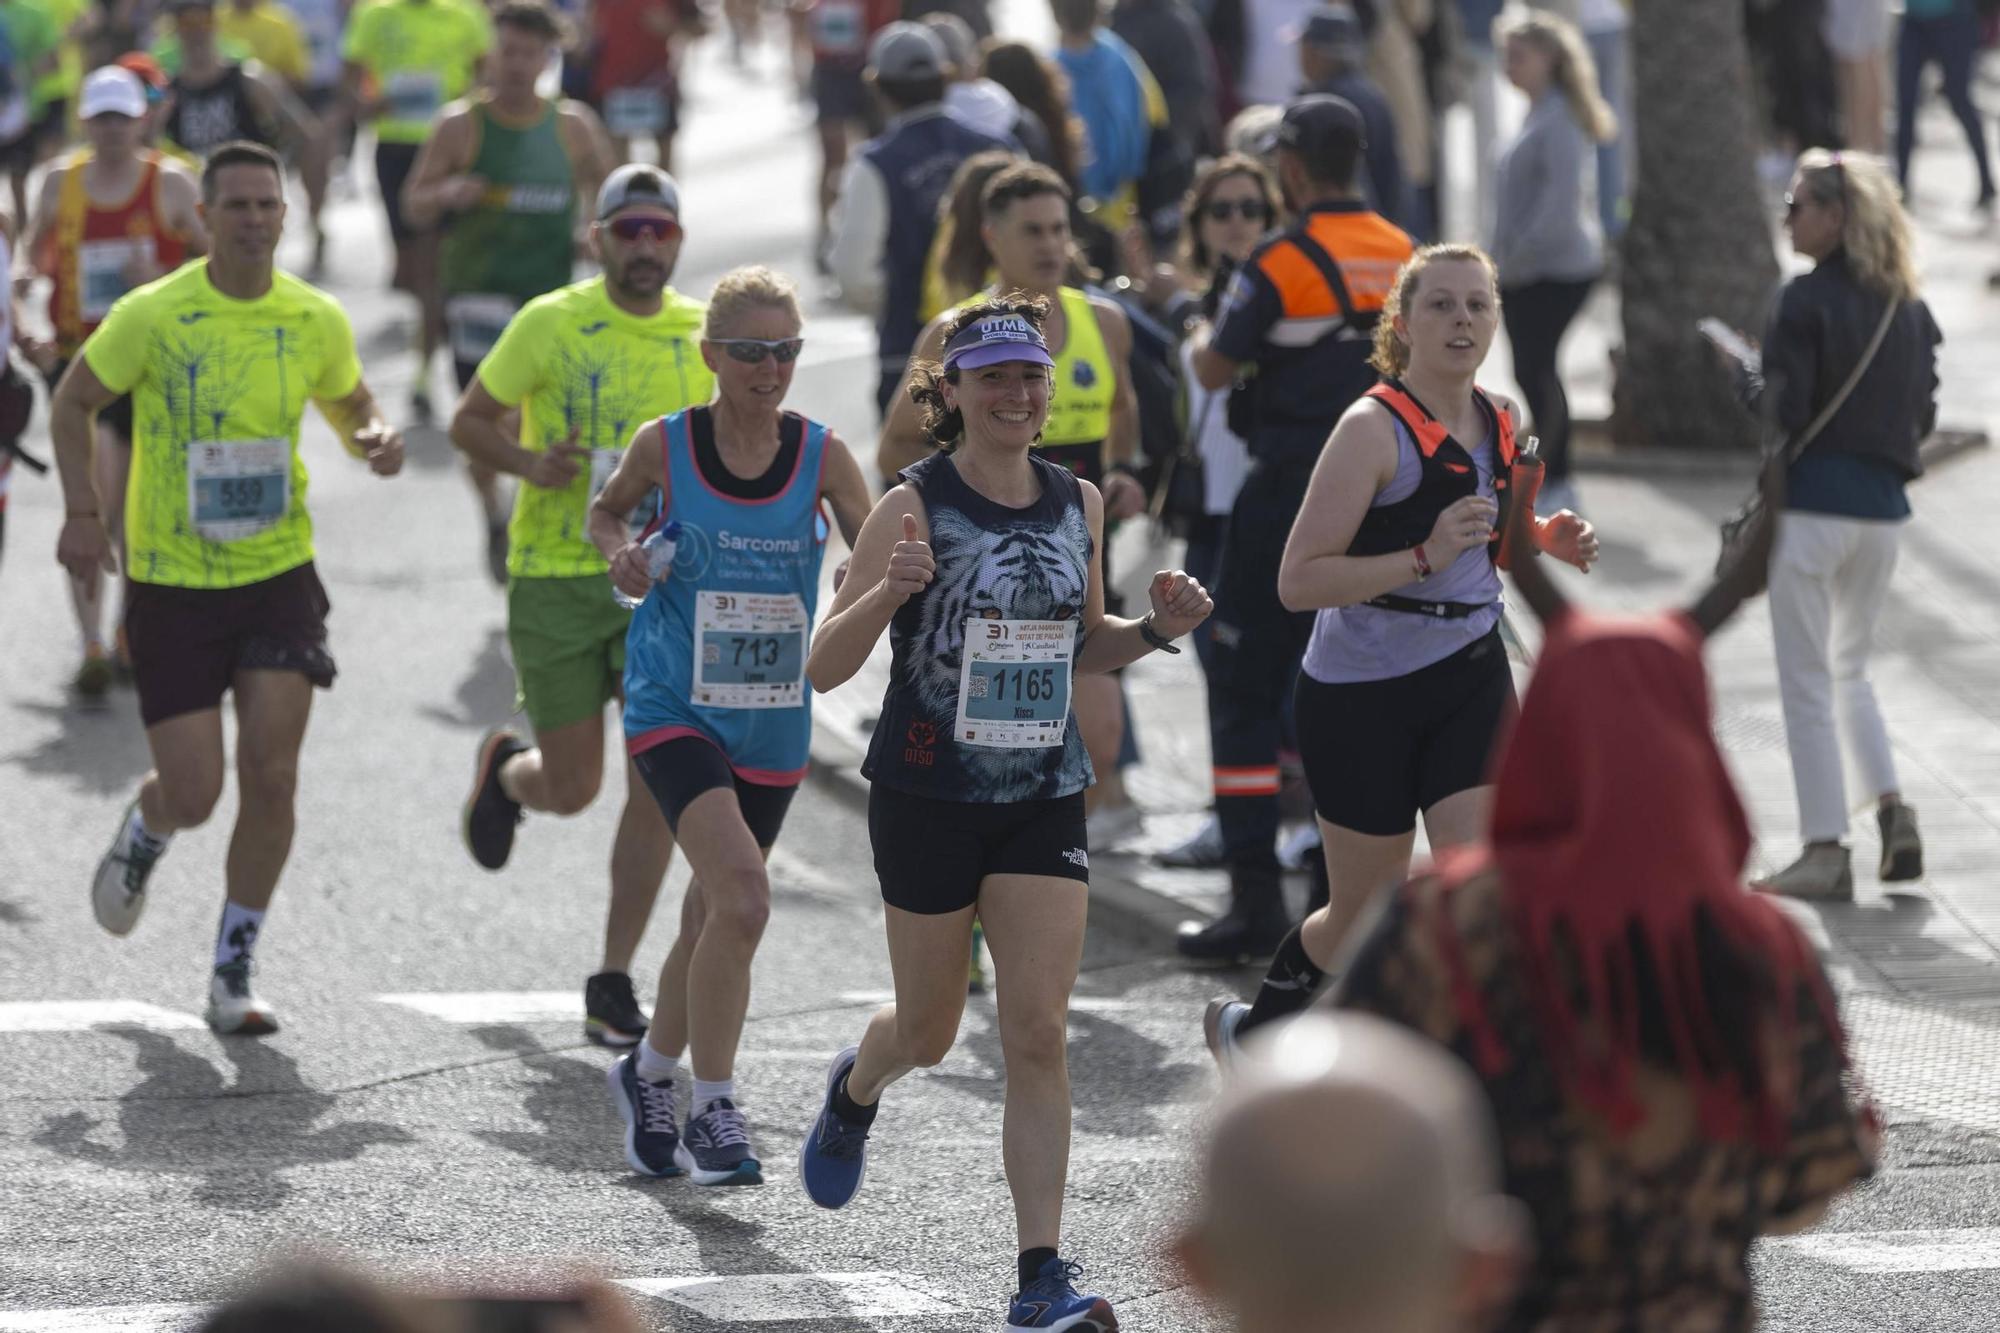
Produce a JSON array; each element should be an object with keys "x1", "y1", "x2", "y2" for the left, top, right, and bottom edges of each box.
[
  {"x1": 713, "y1": 337, "x2": 804, "y2": 364},
  {"x1": 1202, "y1": 198, "x2": 1269, "y2": 223},
  {"x1": 606, "y1": 213, "x2": 682, "y2": 243},
  {"x1": 1786, "y1": 153, "x2": 1848, "y2": 218}
]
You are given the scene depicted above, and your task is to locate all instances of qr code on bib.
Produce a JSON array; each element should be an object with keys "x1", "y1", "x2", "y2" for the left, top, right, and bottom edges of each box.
[
  {"x1": 703, "y1": 644, "x2": 721, "y2": 666},
  {"x1": 966, "y1": 674, "x2": 989, "y2": 700}
]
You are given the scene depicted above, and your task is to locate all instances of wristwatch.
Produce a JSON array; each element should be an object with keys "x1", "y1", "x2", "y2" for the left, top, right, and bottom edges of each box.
[{"x1": 1139, "y1": 613, "x2": 1181, "y2": 654}]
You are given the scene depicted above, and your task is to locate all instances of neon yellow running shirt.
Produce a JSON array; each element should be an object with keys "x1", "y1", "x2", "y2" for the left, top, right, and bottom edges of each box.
[
  {"x1": 476, "y1": 276, "x2": 713, "y2": 580},
  {"x1": 81, "y1": 260, "x2": 362, "y2": 589},
  {"x1": 342, "y1": 0, "x2": 492, "y2": 144}
]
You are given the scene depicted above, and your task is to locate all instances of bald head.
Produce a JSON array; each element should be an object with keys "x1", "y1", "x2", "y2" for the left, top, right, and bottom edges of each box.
[{"x1": 1181, "y1": 1014, "x2": 1523, "y2": 1333}]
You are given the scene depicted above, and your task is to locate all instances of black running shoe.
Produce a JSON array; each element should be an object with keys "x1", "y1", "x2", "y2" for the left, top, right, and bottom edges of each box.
[
  {"x1": 463, "y1": 729, "x2": 526, "y2": 870},
  {"x1": 585, "y1": 971, "x2": 649, "y2": 1047}
]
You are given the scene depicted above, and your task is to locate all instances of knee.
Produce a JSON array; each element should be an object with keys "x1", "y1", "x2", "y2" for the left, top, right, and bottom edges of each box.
[
  {"x1": 158, "y1": 775, "x2": 224, "y2": 828},
  {"x1": 237, "y1": 753, "x2": 299, "y2": 808},
  {"x1": 542, "y1": 765, "x2": 602, "y2": 817},
  {"x1": 998, "y1": 1008, "x2": 1069, "y2": 1072},
  {"x1": 706, "y1": 865, "x2": 771, "y2": 944},
  {"x1": 896, "y1": 1014, "x2": 960, "y2": 1069}
]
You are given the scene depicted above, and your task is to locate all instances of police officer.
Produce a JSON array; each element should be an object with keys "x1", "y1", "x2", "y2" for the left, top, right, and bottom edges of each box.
[{"x1": 1179, "y1": 95, "x2": 1413, "y2": 962}]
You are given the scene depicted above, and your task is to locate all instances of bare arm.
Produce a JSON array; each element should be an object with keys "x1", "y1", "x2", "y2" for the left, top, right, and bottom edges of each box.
[
  {"x1": 317, "y1": 379, "x2": 403, "y2": 473},
  {"x1": 559, "y1": 101, "x2": 618, "y2": 208},
  {"x1": 23, "y1": 164, "x2": 62, "y2": 278},
  {"x1": 818, "y1": 431, "x2": 875, "y2": 550},
  {"x1": 806, "y1": 485, "x2": 932, "y2": 692},
  {"x1": 246, "y1": 66, "x2": 320, "y2": 153},
  {"x1": 588, "y1": 420, "x2": 666, "y2": 595},
  {"x1": 158, "y1": 166, "x2": 209, "y2": 256},
  {"x1": 1187, "y1": 320, "x2": 1239, "y2": 392},
  {"x1": 876, "y1": 314, "x2": 950, "y2": 478},
  {"x1": 1095, "y1": 298, "x2": 1140, "y2": 466},
  {"x1": 51, "y1": 359, "x2": 126, "y2": 578},
  {"x1": 400, "y1": 109, "x2": 477, "y2": 231},
  {"x1": 1276, "y1": 403, "x2": 1438, "y2": 612}
]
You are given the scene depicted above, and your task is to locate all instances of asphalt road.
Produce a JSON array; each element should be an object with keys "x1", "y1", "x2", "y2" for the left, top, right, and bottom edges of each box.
[{"x1": 4, "y1": 16, "x2": 2000, "y2": 1332}]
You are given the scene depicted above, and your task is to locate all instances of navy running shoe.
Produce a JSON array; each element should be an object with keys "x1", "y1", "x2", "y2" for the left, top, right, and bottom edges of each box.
[
  {"x1": 1008, "y1": 1257, "x2": 1117, "y2": 1332},
  {"x1": 675, "y1": 1098, "x2": 763, "y2": 1186},
  {"x1": 607, "y1": 1054, "x2": 684, "y2": 1177},
  {"x1": 1203, "y1": 998, "x2": 1247, "y2": 1071},
  {"x1": 798, "y1": 1045, "x2": 870, "y2": 1209}
]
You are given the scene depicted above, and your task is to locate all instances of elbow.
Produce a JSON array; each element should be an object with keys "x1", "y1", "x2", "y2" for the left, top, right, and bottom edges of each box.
[{"x1": 1276, "y1": 564, "x2": 1310, "y2": 613}]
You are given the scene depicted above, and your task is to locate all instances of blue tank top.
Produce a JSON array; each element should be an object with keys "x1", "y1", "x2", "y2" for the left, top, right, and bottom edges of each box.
[
  {"x1": 1302, "y1": 414, "x2": 1504, "y2": 684},
  {"x1": 862, "y1": 451, "x2": 1096, "y2": 804},
  {"x1": 623, "y1": 407, "x2": 830, "y2": 782}
]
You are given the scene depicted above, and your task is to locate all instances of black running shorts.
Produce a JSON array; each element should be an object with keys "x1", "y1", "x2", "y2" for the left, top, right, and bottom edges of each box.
[
  {"x1": 1294, "y1": 627, "x2": 1515, "y2": 837},
  {"x1": 632, "y1": 733, "x2": 798, "y2": 847},
  {"x1": 869, "y1": 784, "x2": 1089, "y2": 915},
  {"x1": 124, "y1": 562, "x2": 337, "y2": 727}
]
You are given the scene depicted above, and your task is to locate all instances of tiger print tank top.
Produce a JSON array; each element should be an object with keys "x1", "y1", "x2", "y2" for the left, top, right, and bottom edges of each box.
[{"x1": 862, "y1": 450, "x2": 1097, "y2": 805}]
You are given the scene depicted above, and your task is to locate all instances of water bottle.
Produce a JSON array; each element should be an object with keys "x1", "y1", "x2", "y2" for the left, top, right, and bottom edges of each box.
[{"x1": 613, "y1": 520, "x2": 681, "y2": 609}]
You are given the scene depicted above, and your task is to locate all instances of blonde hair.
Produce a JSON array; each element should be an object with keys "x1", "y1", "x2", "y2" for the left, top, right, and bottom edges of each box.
[
  {"x1": 1795, "y1": 149, "x2": 1920, "y2": 302},
  {"x1": 704, "y1": 265, "x2": 801, "y2": 338},
  {"x1": 1369, "y1": 245, "x2": 1501, "y2": 379},
  {"x1": 1495, "y1": 7, "x2": 1617, "y2": 145}
]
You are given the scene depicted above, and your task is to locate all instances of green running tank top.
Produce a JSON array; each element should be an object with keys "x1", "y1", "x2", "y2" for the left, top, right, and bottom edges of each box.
[{"x1": 440, "y1": 99, "x2": 575, "y2": 304}]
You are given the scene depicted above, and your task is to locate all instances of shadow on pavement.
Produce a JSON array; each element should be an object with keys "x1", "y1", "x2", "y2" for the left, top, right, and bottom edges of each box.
[
  {"x1": 1813, "y1": 892, "x2": 2000, "y2": 1002},
  {"x1": 30, "y1": 1027, "x2": 413, "y2": 1213},
  {"x1": 417, "y1": 627, "x2": 517, "y2": 731},
  {"x1": 3, "y1": 698, "x2": 154, "y2": 796}
]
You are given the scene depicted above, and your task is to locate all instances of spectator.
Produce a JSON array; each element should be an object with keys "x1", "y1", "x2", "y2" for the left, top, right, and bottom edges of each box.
[
  {"x1": 920, "y1": 11, "x2": 1020, "y2": 141},
  {"x1": 1223, "y1": 100, "x2": 1284, "y2": 165},
  {"x1": 1368, "y1": 0, "x2": 1436, "y2": 239},
  {"x1": 1454, "y1": 0, "x2": 1505, "y2": 232},
  {"x1": 982, "y1": 40, "x2": 1085, "y2": 190},
  {"x1": 1823, "y1": 0, "x2": 1888, "y2": 154},
  {"x1": 1576, "y1": 0, "x2": 1630, "y2": 240},
  {"x1": 1231, "y1": 0, "x2": 1316, "y2": 105},
  {"x1": 1050, "y1": 0, "x2": 1162, "y2": 233},
  {"x1": 1332, "y1": 524, "x2": 1881, "y2": 1331},
  {"x1": 1179, "y1": 1012, "x2": 1527, "y2": 1333},
  {"x1": 1745, "y1": 0, "x2": 1840, "y2": 168},
  {"x1": 1294, "y1": 3, "x2": 1406, "y2": 226},
  {"x1": 1490, "y1": 6, "x2": 1614, "y2": 514},
  {"x1": 827, "y1": 21, "x2": 1014, "y2": 416},
  {"x1": 1111, "y1": 0, "x2": 1221, "y2": 159},
  {"x1": 1727, "y1": 150, "x2": 1938, "y2": 901},
  {"x1": 1894, "y1": 0, "x2": 1995, "y2": 207},
  {"x1": 1181, "y1": 95, "x2": 1412, "y2": 961}
]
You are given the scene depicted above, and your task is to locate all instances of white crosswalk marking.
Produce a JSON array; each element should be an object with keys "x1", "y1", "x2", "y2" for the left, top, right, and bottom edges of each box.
[
  {"x1": 0, "y1": 1002, "x2": 205, "y2": 1034},
  {"x1": 0, "y1": 1304, "x2": 202, "y2": 1331},
  {"x1": 1768, "y1": 1227, "x2": 2000, "y2": 1274},
  {"x1": 614, "y1": 1272, "x2": 960, "y2": 1320},
  {"x1": 375, "y1": 991, "x2": 579, "y2": 1023}
]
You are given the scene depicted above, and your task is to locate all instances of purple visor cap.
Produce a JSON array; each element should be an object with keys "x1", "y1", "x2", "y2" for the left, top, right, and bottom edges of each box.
[{"x1": 942, "y1": 314, "x2": 1056, "y2": 372}]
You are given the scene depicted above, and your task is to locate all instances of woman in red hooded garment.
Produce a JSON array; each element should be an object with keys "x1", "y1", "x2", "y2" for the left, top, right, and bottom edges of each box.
[{"x1": 1327, "y1": 480, "x2": 1879, "y2": 1331}]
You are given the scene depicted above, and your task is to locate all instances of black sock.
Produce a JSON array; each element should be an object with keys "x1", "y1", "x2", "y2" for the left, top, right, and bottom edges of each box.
[
  {"x1": 1018, "y1": 1246, "x2": 1059, "y2": 1289},
  {"x1": 831, "y1": 1071, "x2": 878, "y2": 1128},
  {"x1": 1238, "y1": 924, "x2": 1325, "y2": 1035}
]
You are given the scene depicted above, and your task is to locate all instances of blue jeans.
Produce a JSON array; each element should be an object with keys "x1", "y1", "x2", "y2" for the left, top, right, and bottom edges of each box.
[
  {"x1": 1586, "y1": 26, "x2": 1631, "y2": 239},
  {"x1": 1895, "y1": 8, "x2": 1996, "y2": 200}
]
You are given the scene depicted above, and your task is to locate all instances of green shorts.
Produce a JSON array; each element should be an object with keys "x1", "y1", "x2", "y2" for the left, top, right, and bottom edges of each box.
[{"x1": 507, "y1": 574, "x2": 632, "y2": 731}]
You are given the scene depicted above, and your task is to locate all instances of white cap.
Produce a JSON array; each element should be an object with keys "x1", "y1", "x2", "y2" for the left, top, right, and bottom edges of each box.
[{"x1": 80, "y1": 67, "x2": 148, "y2": 121}]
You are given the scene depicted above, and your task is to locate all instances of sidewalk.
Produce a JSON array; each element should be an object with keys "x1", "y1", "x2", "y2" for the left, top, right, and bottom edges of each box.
[{"x1": 807, "y1": 93, "x2": 2000, "y2": 1029}]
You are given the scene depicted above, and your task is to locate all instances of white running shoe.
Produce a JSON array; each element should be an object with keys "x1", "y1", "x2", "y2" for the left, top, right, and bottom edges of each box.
[
  {"x1": 1085, "y1": 802, "x2": 1143, "y2": 851},
  {"x1": 92, "y1": 801, "x2": 164, "y2": 937},
  {"x1": 206, "y1": 961, "x2": 280, "y2": 1036}
]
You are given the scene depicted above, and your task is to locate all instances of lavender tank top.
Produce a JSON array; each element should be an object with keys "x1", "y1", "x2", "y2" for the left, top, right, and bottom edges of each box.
[{"x1": 1301, "y1": 415, "x2": 1505, "y2": 684}]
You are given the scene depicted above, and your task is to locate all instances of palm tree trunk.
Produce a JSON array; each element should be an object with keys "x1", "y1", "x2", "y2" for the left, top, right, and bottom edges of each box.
[{"x1": 1613, "y1": 0, "x2": 1779, "y2": 451}]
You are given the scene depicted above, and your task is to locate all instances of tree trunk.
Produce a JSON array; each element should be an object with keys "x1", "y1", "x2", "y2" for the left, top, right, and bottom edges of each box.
[{"x1": 1613, "y1": 0, "x2": 1778, "y2": 451}]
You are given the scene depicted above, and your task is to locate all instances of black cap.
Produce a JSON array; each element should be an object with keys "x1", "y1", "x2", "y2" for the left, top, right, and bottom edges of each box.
[
  {"x1": 1276, "y1": 93, "x2": 1366, "y2": 178},
  {"x1": 1291, "y1": 2, "x2": 1365, "y2": 49}
]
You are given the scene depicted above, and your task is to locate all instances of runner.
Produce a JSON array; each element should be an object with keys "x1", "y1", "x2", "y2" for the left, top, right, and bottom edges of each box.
[
  {"x1": 1205, "y1": 244, "x2": 1597, "y2": 1058},
  {"x1": 588, "y1": 0, "x2": 700, "y2": 172},
  {"x1": 878, "y1": 161, "x2": 1147, "y2": 835},
  {"x1": 52, "y1": 140, "x2": 404, "y2": 1035},
  {"x1": 403, "y1": 0, "x2": 615, "y2": 585},
  {"x1": 797, "y1": 0, "x2": 897, "y2": 265},
  {"x1": 22, "y1": 64, "x2": 206, "y2": 699},
  {"x1": 452, "y1": 165, "x2": 712, "y2": 1049},
  {"x1": 0, "y1": 0, "x2": 62, "y2": 226},
  {"x1": 592, "y1": 265, "x2": 872, "y2": 1185},
  {"x1": 797, "y1": 296, "x2": 1210, "y2": 1332},
  {"x1": 341, "y1": 0, "x2": 492, "y2": 423},
  {"x1": 161, "y1": 0, "x2": 329, "y2": 268}
]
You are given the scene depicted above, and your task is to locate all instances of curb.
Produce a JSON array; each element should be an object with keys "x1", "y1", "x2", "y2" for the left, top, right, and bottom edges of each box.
[{"x1": 1565, "y1": 423, "x2": 1988, "y2": 478}]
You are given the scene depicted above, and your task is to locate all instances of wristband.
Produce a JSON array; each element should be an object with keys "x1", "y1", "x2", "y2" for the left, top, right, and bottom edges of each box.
[
  {"x1": 1412, "y1": 543, "x2": 1433, "y2": 580},
  {"x1": 1138, "y1": 613, "x2": 1181, "y2": 654}
]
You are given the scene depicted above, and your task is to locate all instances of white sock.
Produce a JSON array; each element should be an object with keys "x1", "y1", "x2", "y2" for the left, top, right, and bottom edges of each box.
[
  {"x1": 127, "y1": 806, "x2": 168, "y2": 853},
  {"x1": 692, "y1": 1077, "x2": 735, "y2": 1113},
  {"x1": 215, "y1": 901, "x2": 265, "y2": 969},
  {"x1": 636, "y1": 1041, "x2": 681, "y2": 1086}
]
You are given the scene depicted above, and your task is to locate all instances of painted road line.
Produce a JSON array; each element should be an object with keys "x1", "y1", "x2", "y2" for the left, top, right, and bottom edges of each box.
[
  {"x1": 375, "y1": 992, "x2": 579, "y2": 1024},
  {"x1": 0, "y1": 1305, "x2": 202, "y2": 1331},
  {"x1": 616, "y1": 1271, "x2": 961, "y2": 1320},
  {"x1": 1768, "y1": 1227, "x2": 2000, "y2": 1274},
  {"x1": 837, "y1": 991, "x2": 1148, "y2": 1013},
  {"x1": 0, "y1": 1002, "x2": 205, "y2": 1034}
]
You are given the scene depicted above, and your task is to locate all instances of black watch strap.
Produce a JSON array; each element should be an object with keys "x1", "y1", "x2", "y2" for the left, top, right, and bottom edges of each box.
[{"x1": 1139, "y1": 614, "x2": 1181, "y2": 654}]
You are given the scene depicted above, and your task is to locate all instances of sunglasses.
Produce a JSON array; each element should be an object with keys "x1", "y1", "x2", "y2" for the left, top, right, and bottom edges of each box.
[
  {"x1": 713, "y1": 337, "x2": 804, "y2": 364},
  {"x1": 1202, "y1": 199, "x2": 1269, "y2": 223},
  {"x1": 606, "y1": 214, "x2": 682, "y2": 243},
  {"x1": 1785, "y1": 154, "x2": 1848, "y2": 219}
]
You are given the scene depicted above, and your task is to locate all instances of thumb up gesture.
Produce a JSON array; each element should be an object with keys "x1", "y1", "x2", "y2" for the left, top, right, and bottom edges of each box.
[{"x1": 884, "y1": 512, "x2": 935, "y2": 604}]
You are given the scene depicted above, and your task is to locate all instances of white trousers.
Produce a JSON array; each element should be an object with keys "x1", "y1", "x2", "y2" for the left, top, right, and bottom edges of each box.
[{"x1": 1767, "y1": 511, "x2": 1905, "y2": 842}]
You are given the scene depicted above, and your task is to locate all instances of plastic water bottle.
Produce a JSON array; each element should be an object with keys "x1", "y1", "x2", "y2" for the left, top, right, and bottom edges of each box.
[{"x1": 613, "y1": 520, "x2": 680, "y2": 609}]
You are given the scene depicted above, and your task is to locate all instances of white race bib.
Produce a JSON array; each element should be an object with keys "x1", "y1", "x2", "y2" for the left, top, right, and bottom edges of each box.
[
  {"x1": 385, "y1": 69, "x2": 444, "y2": 123},
  {"x1": 810, "y1": 0, "x2": 865, "y2": 55},
  {"x1": 692, "y1": 590, "x2": 808, "y2": 709},
  {"x1": 604, "y1": 86, "x2": 667, "y2": 136},
  {"x1": 80, "y1": 239, "x2": 151, "y2": 321},
  {"x1": 188, "y1": 438, "x2": 290, "y2": 542},
  {"x1": 954, "y1": 618, "x2": 1075, "y2": 748},
  {"x1": 445, "y1": 293, "x2": 517, "y2": 363}
]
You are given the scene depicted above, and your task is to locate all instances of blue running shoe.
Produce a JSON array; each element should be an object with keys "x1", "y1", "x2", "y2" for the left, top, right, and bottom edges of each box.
[
  {"x1": 798, "y1": 1045, "x2": 870, "y2": 1209},
  {"x1": 607, "y1": 1054, "x2": 684, "y2": 1177},
  {"x1": 1203, "y1": 998, "x2": 1248, "y2": 1072},
  {"x1": 675, "y1": 1098, "x2": 763, "y2": 1186},
  {"x1": 1008, "y1": 1257, "x2": 1117, "y2": 1333}
]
